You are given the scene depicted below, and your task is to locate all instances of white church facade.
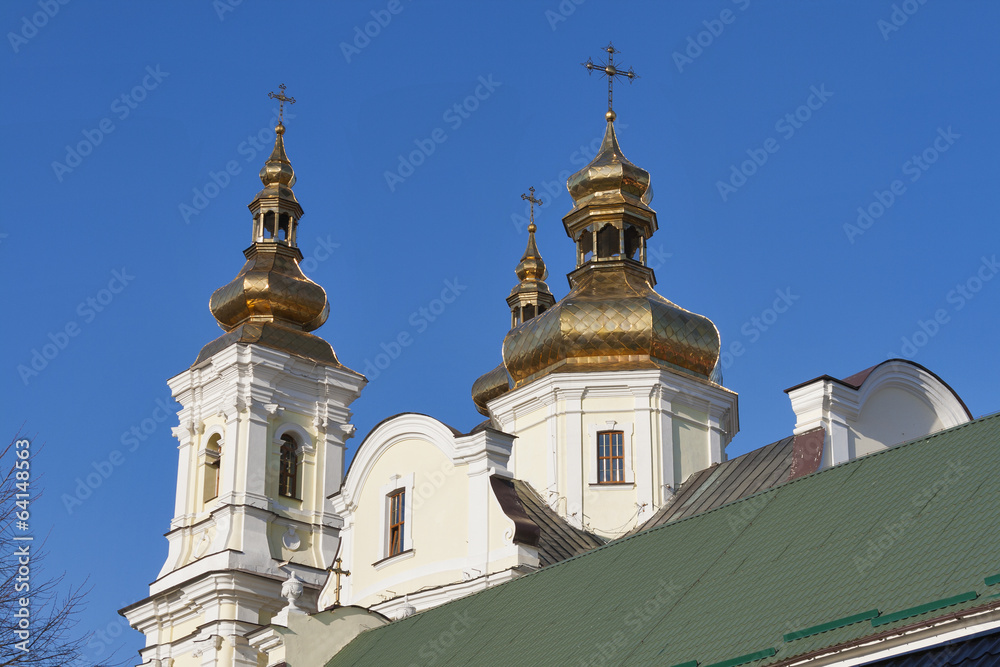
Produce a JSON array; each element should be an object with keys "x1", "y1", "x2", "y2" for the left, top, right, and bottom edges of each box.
[{"x1": 122, "y1": 72, "x2": 977, "y2": 667}]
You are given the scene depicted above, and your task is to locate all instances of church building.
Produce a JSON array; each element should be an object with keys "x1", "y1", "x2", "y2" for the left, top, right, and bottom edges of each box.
[{"x1": 122, "y1": 55, "x2": 997, "y2": 667}]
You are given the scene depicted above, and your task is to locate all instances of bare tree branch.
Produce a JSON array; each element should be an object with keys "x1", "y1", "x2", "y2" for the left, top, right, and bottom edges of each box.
[{"x1": 0, "y1": 433, "x2": 126, "y2": 666}]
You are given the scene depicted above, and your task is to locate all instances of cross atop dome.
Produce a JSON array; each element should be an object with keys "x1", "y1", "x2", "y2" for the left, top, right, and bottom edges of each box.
[
  {"x1": 268, "y1": 83, "x2": 296, "y2": 123},
  {"x1": 582, "y1": 42, "x2": 639, "y2": 121},
  {"x1": 521, "y1": 186, "x2": 543, "y2": 234}
]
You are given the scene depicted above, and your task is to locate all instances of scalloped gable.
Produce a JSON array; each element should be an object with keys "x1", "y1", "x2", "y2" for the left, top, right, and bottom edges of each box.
[{"x1": 785, "y1": 358, "x2": 972, "y2": 468}]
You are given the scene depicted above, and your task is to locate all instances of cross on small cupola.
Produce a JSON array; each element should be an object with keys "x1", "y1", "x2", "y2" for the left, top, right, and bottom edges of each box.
[
  {"x1": 521, "y1": 186, "x2": 543, "y2": 234},
  {"x1": 249, "y1": 85, "x2": 304, "y2": 247},
  {"x1": 582, "y1": 42, "x2": 639, "y2": 122},
  {"x1": 268, "y1": 83, "x2": 296, "y2": 123},
  {"x1": 507, "y1": 187, "x2": 555, "y2": 328}
]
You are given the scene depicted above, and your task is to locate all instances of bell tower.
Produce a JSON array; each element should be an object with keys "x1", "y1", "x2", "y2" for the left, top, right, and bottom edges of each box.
[{"x1": 122, "y1": 88, "x2": 365, "y2": 666}]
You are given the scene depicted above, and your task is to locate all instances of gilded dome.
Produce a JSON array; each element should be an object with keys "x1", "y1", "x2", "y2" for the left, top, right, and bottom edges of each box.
[
  {"x1": 252, "y1": 123, "x2": 299, "y2": 209},
  {"x1": 209, "y1": 243, "x2": 329, "y2": 333},
  {"x1": 566, "y1": 120, "x2": 652, "y2": 209},
  {"x1": 472, "y1": 363, "x2": 511, "y2": 415},
  {"x1": 501, "y1": 261, "x2": 720, "y2": 387},
  {"x1": 471, "y1": 114, "x2": 722, "y2": 415},
  {"x1": 195, "y1": 113, "x2": 343, "y2": 369}
]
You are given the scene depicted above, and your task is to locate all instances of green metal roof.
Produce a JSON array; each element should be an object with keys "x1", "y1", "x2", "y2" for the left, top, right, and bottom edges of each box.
[{"x1": 325, "y1": 414, "x2": 1000, "y2": 667}]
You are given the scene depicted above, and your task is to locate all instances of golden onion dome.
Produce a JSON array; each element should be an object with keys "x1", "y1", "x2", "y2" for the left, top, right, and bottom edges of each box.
[
  {"x1": 208, "y1": 245, "x2": 329, "y2": 333},
  {"x1": 472, "y1": 363, "x2": 511, "y2": 415},
  {"x1": 195, "y1": 113, "x2": 343, "y2": 368},
  {"x1": 514, "y1": 223, "x2": 546, "y2": 283},
  {"x1": 253, "y1": 122, "x2": 299, "y2": 201},
  {"x1": 508, "y1": 219, "x2": 555, "y2": 309},
  {"x1": 501, "y1": 261, "x2": 720, "y2": 387},
  {"x1": 260, "y1": 123, "x2": 296, "y2": 185},
  {"x1": 566, "y1": 117, "x2": 652, "y2": 209},
  {"x1": 471, "y1": 115, "x2": 721, "y2": 407}
]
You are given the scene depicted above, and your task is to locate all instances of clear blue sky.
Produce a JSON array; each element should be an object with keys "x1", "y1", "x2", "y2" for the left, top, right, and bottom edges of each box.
[{"x1": 3, "y1": 1, "x2": 998, "y2": 662}]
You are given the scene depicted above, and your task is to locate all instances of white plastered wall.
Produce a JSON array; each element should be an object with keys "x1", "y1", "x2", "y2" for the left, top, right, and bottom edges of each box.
[
  {"x1": 787, "y1": 359, "x2": 971, "y2": 468},
  {"x1": 327, "y1": 414, "x2": 522, "y2": 614},
  {"x1": 486, "y1": 369, "x2": 738, "y2": 539},
  {"x1": 125, "y1": 343, "x2": 365, "y2": 667}
]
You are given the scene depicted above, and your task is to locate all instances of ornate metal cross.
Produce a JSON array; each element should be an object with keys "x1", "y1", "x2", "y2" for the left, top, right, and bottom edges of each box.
[
  {"x1": 582, "y1": 42, "x2": 638, "y2": 114},
  {"x1": 330, "y1": 558, "x2": 351, "y2": 606},
  {"x1": 268, "y1": 83, "x2": 296, "y2": 122},
  {"x1": 521, "y1": 186, "x2": 543, "y2": 233}
]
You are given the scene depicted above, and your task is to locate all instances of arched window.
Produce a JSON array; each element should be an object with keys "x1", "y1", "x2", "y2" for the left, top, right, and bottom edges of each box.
[
  {"x1": 279, "y1": 434, "x2": 299, "y2": 499},
  {"x1": 624, "y1": 225, "x2": 642, "y2": 260},
  {"x1": 278, "y1": 213, "x2": 290, "y2": 241},
  {"x1": 204, "y1": 433, "x2": 222, "y2": 502},
  {"x1": 596, "y1": 224, "x2": 621, "y2": 259}
]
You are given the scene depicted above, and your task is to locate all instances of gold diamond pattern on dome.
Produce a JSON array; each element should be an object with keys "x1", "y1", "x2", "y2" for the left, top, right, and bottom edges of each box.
[
  {"x1": 502, "y1": 262, "x2": 720, "y2": 387},
  {"x1": 210, "y1": 244, "x2": 329, "y2": 333},
  {"x1": 195, "y1": 93, "x2": 351, "y2": 369},
  {"x1": 471, "y1": 363, "x2": 512, "y2": 416}
]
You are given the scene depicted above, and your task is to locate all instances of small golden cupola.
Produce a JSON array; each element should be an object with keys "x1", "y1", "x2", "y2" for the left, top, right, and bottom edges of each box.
[
  {"x1": 506, "y1": 187, "x2": 556, "y2": 327},
  {"x1": 194, "y1": 87, "x2": 341, "y2": 367},
  {"x1": 471, "y1": 189, "x2": 556, "y2": 415},
  {"x1": 471, "y1": 46, "x2": 721, "y2": 414}
]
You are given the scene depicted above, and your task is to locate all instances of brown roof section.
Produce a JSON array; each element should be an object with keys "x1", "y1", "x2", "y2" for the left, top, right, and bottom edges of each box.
[
  {"x1": 492, "y1": 477, "x2": 604, "y2": 567},
  {"x1": 633, "y1": 435, "x2": 798, "y2": 534},
  {"x1": 788, "y1": 426, "x2": 825, "y2": 480},
  {"x1": 839, "y1": 363, "x2": 879, "y2": 388},
  {"x1": 490, "y1": 477, "x2": 540, "y2": 547}
]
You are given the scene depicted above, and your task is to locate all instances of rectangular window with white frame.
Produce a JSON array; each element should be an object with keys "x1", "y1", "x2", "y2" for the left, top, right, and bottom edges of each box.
[{"x1": 588, "y1": 422, "x2": 635, "y2": 486}]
